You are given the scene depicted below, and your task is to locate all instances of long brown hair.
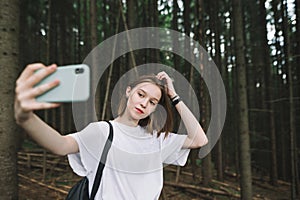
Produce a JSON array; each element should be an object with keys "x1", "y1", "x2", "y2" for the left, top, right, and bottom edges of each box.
[{"x1": 117, "y1": 74, "x2": 173, "y2": 138}]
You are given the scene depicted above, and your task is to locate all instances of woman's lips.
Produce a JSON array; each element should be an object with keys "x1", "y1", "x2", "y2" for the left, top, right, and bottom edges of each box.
[{"x1": 135, "y1": 107, "x2": 144, "y2": 114}]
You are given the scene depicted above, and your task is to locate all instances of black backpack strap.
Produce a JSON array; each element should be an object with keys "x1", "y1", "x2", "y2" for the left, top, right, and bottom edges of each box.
[{"x1": 90, "y1": 121, "x2": 113, "y2": 200}]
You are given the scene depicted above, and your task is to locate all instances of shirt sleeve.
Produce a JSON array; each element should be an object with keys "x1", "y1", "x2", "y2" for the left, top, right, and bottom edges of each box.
[
  {"x1": 161, "y1": 133, "x2": 190, "y2": 166},
  {"x1": 67, "y1": 121, "x2": 110, "y2": 177}
]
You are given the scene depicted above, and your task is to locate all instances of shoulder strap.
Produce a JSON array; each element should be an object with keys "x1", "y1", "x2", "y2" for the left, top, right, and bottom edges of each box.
[{"x1": 90, "y1": 121, "x2": 113, "y2": 200}]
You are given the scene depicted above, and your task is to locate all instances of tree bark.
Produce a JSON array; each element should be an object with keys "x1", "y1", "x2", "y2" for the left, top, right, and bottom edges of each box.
[
  {"x1": 270, "y1": 0, "x2": 288, "y2": 181},
  {"x1": 194, "y1": 0, "x2": 213, "y2": 186},
  {"x1": 249, "y1": 0, "x2": 278, "y2": 185},
  {"x1": 210, "y1": 0, "x2": 224, "y2": 181},
  {"x1": 296, "y1": 0, "x2": 300, "y2": 61},
  {"x1": 172, "y1": 0, "x2": 180, "y2": 71},
  {"x1": 232, "y1": 0, "x2": 253, "y2": 199},
  {"x1": 149, "y1": 0, "x2": 159, "y2": 63},
  {"x1": 0, "y1": 0, "x2": 20, "y2": 199},
  {"x1": 84, "y1": 0, "x2": 90, "y2": 55},
  {"x1": 183, "y1": 0, "x2": 191, "y2": 74},
  {"x1": 90, "y1": 0, "x2": 101, "y2": 120},
  {"x1": 90, "y1": 0, "x2": 98, "y2": 49},
  {"x1": 101, "y1": 7, "x2": 120, "y2": 121},
  {"x1": 293, "y1": 0, "x2": 300, "y2": 195},
  {"x1": 282, "y1": 0, "x2": 298, "y2": 198},
  {"x1": 126, "y1": 0, "x2": 137, "y2": 68},
  {"x1": 257, "y1": 0, "x2": 278, "y2": 186}
]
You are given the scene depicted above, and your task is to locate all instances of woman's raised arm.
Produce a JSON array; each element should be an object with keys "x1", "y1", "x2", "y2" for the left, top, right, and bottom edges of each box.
[
  {"x1": 14, "y1": 63, "x2": 78, "y2": 155},
  {"x1": 156, "y1": 71, "x2": 208, "y2": 149}
]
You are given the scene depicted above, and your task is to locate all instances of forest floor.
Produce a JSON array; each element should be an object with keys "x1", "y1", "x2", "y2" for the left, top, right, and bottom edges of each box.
[{"x1": 17, "y1": 148, "x2": 292, "y2": 200}]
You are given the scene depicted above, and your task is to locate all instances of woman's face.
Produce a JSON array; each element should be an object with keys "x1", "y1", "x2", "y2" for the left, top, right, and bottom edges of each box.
[{"x1": 125, "y1": 82, "x2": 162, "y2": 121}]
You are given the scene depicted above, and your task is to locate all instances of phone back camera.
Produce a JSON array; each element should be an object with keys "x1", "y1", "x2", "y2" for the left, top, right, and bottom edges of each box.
[{"x1": 75, "y1": 68, "x2": 84, "y2": 74}]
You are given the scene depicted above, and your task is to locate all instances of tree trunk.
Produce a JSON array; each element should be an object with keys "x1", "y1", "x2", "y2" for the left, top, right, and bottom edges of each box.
[
  {"x1": 256, "y1": 0, "x2": 278, "y2": 186},
  {"x1": 0, "y1": 0, "x2": 20, "y2": 199},
  {"x1": 101, "y1": 5, "x2": 120, "y2": 120},
  {"x1": 194, "y1": 0, "x2": 213, "y2": 186},
  {"x1": 149, "y1": 0, "x2": 159, "y2": 63},
  {"x1": 127, "y1": 0, "x2": 136, "y2": 29},
  {"x1": 296, "y1": 0, "x2": 300, "y2": 61},
  {"x1": 294, "y1": 0, "x2": 300, "y2": 195},
  {"x1": 183, "y1": 0, "x2": 191, "y2": 74},
  {"x1": 200, "y1": 54, "x2": 212, "y2": 186},
  {"x1": 172, "y1": 0, "x2": 180, "y2": 71},
  {"x1": 84, "y1": 0, "x2": 90, "y2": 55},
  {"x1": 211, "y1": 0, "x2": 224, "y2": 181},
  {"x1": 249, "y1": 0, "x2": 279, "y2": 185},
  {"x1": 270, "y1": 0, "x2": 287, "y2": 181},
  {"x1": 247, "y1": 0, "x2": 265, "y2": 173},
  {"x1": 232, "y1": 0, "x2": 253, "y2": 199},
  {"x1": 90, "y1": 0, "x2": 101, "y2": 120},
  {"x1": 90, "y1": 0, "x2": 97, "y2": 49},
  {"x1": 59, "y1": 1, "x2": 69, "y2": 134},
  {"x1": 126, "y1": 0, "x2": 137, "y2": 68},
  {"x1": 282, "y1": 0, "x2": 298, "y2": 198},
  {"x1": 118, "y1": 0, "x2": 137, "y2": 77}
]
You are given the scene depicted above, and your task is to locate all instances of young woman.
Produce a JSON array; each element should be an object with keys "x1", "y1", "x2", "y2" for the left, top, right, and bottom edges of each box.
[{"x1": 14, "y1": 63, "x2": 208, "y2": 200}]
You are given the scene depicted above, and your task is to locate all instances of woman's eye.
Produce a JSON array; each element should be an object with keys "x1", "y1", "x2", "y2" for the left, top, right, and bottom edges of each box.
[
  {"x1": 150, "y1": 101, "x2": 156, "y2": 105},
  {"x1": 138, "y1": 92, "x2": 144, "y2": 97}
]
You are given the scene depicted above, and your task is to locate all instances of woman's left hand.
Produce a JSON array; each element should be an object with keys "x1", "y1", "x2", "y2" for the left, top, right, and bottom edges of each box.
[{"x1": 156, "y1": 71, "x2": 177, "y2": 98}]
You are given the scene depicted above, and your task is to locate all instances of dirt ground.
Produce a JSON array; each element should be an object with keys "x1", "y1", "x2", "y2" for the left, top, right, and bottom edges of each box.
[
  {"x1": 17, "y1": 150, "x2": 292, "y2": 200},
  {"x1": 18, "y1": 169, "x2": 292, "y2": 200},
  {"x1": 18, "y1": 181, "x2": 292, "y2": 200}
]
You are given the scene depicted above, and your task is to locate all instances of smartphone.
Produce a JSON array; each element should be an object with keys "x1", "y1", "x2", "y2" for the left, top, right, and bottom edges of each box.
[{"x1": 36, "y1": 64, "x2": 90, "y2": 102}]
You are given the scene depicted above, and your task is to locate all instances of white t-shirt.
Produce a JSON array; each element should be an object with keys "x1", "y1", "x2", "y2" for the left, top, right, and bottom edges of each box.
[{"x1": 67, "y1": 120, "x2": 190, "y2": 200}]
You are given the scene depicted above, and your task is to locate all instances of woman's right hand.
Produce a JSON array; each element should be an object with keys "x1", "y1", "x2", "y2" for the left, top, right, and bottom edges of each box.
[{"x1": 14, "y1": 63, "x2": 61, "y2": 124}]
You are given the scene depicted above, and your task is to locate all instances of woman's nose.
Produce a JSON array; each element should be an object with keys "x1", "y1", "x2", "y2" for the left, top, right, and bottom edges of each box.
[{"x1": 140, "y1": 99, "x2": 148, "y2": 108}]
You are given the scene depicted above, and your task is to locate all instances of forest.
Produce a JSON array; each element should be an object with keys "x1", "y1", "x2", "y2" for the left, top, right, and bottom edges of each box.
[{"x1": 0, "y1": 0, "x2": 299, "y2": 199}]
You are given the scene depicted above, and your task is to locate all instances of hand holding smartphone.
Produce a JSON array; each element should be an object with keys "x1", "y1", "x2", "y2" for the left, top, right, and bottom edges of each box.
[{"x1": 35, "y1": 64, "x2": 90, "y2": 102}]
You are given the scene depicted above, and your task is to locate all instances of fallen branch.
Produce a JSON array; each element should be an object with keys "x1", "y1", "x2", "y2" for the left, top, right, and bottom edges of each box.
[
  {"x1": 277, "y1": 179, "x2": 291, "y2": 186},
  {"x1": 184, "y1": 189, "x2": 216, "y2": 200},
  {"x1": 224, "y1": 170, "x2": 239, "y2": 178},
  {"x1": 165, "y1": 166, "x2": 201, "y2": 179},
  {"x1": 165, "y1": 167, "x2": 241, "y2": 192},
  {"x1": 253, "y1": 180, "x2": 288, "y2": 192},
  {"x1": 164, "y1": 181, "x2": 240, "y2": 198},
  {"x1": 212, "y1": 179, "x2": 241, "y2": 191},
  {"x1": 18, "y1": 161, "x2": 67, "y2": 172},
  {"x1": 18, "y1": 174, "x2": 68, "y2": 195},
  {"x1": 18, "y1": 151, "x2": 63, "y2": 158}
]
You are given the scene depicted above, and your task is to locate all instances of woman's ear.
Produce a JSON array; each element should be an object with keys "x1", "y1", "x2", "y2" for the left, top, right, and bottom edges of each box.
[{"x1": 126, "y1": 86, "x2": 131, "y2": 98}]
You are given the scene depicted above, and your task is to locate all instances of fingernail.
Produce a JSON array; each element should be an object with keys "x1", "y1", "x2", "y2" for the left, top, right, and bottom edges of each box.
[{"x1": 50, "y1": 64, "x2": 57, "y2": 70}]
